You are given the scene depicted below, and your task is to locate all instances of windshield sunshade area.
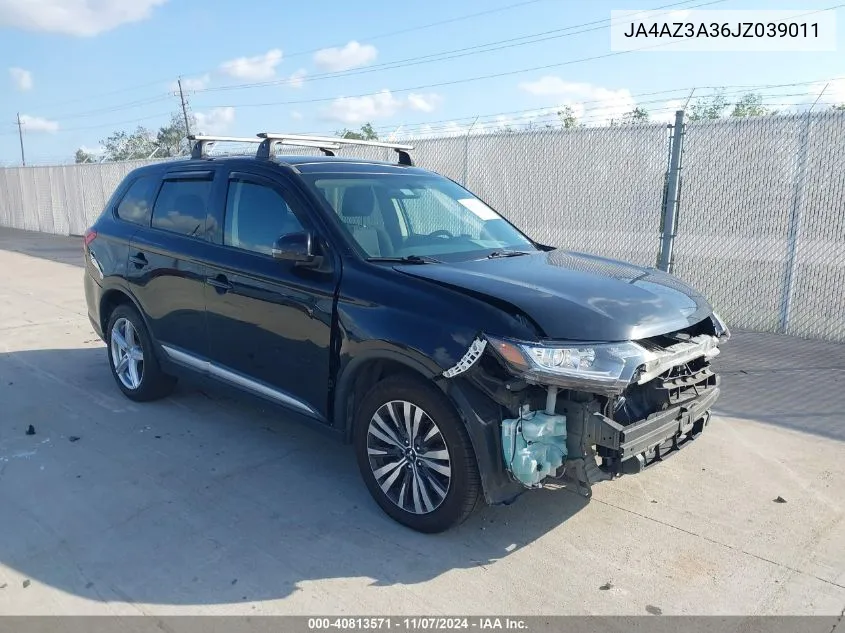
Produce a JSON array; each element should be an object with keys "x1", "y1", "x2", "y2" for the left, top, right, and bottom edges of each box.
[{"x1": 302, "y1": 173, "x2": 538, "y2": 262}]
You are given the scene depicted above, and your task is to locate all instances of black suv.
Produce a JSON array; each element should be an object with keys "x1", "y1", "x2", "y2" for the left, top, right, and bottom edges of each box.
[{"x1": 83, "y1": 133, "x2": 729, "y2": 533}]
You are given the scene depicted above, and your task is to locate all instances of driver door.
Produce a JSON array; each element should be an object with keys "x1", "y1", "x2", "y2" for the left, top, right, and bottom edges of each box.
[{"x1": 203, "y1": 170, "x2": 338, "y2": 422}]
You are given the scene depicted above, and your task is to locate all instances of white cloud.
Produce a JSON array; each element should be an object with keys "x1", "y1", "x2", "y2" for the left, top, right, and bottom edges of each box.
[
  {"x1": 519, "y1": 76, "x2": 636, "y2": 124},
  {"x1": 19, "y1": 115, "x2": 59, "y2": 133},
  {"x1": 0, "y1": 0, "x2": 168, "y2": 36},
  {"x1": 407, "y1": 93, "x2": 442, "y2": 113},
  {"x1": 313, "y1": 41, "x2": 377, "y2": 72},
  {"x1": 290, "y1": 111, "x2": 303, "y2": 120},
  {"x1": 652, "y1": 99, "x2": 685, "y2": 123},
  {"x1": 193, "y1": 107, "x2": 235, "y2": 135},
  {"x1": 172, "y1": 74, "x2": 210, "y2": 92},
  {"x1": 287, "y1": 68, "x2": 307, "y2": 89},
  {"x1": 322, "y1": 89, "x2": 443, "y2": 124},
  {"x1": 219, "y1": 49, "x2": 282, "y2": 81},
  {"x1": 9, "y1": 67, "x2": 33, "y2": 91}
]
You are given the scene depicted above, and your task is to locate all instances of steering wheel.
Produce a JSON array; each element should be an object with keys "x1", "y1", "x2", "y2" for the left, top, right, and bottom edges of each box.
[{"x1": 427, "y1": 230, "x2": 453, "y2": 239}]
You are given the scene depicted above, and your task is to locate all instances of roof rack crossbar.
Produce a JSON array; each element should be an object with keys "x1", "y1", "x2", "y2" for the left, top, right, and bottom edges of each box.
[
  {"x1": 257, "y1": 133, "x2": 415, "y2": 165},
  {"x1": 257, "y1": 138, "x2": 342, "y2": 159},
  {"x1": 188, "y1": 135, "x2": 261, "y2": 159},
  {"x1": 188, "y1": 135, "x2": 343, "y2": 159}
]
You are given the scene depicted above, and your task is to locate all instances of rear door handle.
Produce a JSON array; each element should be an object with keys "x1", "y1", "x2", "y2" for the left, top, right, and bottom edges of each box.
[
  {"x1": 206, "y1": 275, "x2": 233, "y2": 292},
  {"x1": 129, "y1": 252, "x2": 148, "y2": 268}
]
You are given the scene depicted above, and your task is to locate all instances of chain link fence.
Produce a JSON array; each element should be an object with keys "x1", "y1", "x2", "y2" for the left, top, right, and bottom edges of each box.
[
  {"x1": 674, "y1": 111, "x2": 845, "y2": 342},
  {"x1": 1, "y1": 113, "x2": 843, "y2": 341}
]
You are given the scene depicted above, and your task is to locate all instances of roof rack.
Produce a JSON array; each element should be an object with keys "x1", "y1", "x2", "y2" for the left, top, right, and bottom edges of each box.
[
  {"x1": 256, "y1": 133, "x2": 415, "y2": 166},
  {"x1": 188, "y1": 135, "x2": 342, "y2": 159}
]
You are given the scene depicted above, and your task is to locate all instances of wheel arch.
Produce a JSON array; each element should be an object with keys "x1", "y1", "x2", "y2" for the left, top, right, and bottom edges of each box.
[
  {"x1": 335, "y1": 348, "x2": 442, "y2": 443},
  {"x1": 99, "y1": 285, "x2": 153, "y2": 343}
]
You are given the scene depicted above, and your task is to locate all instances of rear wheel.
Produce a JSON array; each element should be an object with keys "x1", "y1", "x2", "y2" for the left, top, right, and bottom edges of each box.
[
  {"x1": 354, "y1": 375, "x2": 480, "y2": 533},
  {"x1": 106, "y1": 305, "x2": 176, "y2": 402}
]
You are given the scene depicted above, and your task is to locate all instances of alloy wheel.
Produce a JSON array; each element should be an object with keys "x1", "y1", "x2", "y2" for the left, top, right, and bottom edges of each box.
[
  {"x1": 366, "y1": 400, "x2": 452, "y2": 515},
  {"x1": 110, "y1": 317, "x2": 144, "y2": 390}
]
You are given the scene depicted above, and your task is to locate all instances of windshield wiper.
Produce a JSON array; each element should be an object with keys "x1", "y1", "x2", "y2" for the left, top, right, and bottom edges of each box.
[
  {"x1": 367, "y1": 254, "x2": 443, "y2": 264},
  {"x1": 485, "y1": 250, "x2": 532, "y2": 259}
]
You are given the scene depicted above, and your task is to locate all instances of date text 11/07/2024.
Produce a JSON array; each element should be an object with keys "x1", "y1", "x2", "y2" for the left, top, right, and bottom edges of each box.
[{"x1": 308, "y1": 617, "x2": 529, "y2": 631}]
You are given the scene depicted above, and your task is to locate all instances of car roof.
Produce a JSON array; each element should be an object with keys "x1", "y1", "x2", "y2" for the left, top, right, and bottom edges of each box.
[{"x1": 129, "y1": 155, "x2": 432, "y2": 177}]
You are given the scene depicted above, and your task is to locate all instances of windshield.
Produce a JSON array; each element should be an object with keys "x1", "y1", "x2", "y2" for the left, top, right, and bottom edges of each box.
[{"x1": 302, "y1": 173, "x2": 538, "y2": 261}]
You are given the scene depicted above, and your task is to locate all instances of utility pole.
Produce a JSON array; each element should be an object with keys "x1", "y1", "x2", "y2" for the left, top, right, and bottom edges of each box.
[
  {"x1": 177, "y1": 78, "x2": 192, "y2": 142},
  {"x1": 16, "y1": 113, "x2": 26, "y2": 166}
]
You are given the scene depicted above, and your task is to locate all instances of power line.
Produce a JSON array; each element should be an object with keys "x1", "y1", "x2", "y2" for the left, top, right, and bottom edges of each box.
[
  {"x1": 278, "y1": 0, "x2": 549, "y2": 59},
  {"x1": 199, "y1": 3, "x2": 842, "y2": 111},
  {"x1": 364, "y1": 83, "x2": 842, "y2": 133},
  {"x1": 199, "y1": 0, "x2": 718, "y2": 93},
  {"x1": 53, "y1": 94, "x2": 174, "y2": 121},
  {"x1": 18, "y1": 0, "x2": 546, "y2": 114},
  {"x1": 24, "y1": 0, "x2": 713, "y2": 122}
]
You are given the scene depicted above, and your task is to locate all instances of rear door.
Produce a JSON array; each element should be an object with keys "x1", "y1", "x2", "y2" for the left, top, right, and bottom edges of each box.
[
  {"x1": 126, "y1": 168, "x2": 218, "y2": 357},
  {"x1": 203, "y1": 169, "x2": 339, "y2": 422}
]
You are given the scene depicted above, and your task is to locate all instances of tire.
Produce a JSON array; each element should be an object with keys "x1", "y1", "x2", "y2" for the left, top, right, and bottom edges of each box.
[
  {"x1": 105, "y1": 304, "x2": 176, "y2": 402},
  {"x1": 354, "y1": 375, "x2": 481, "y2": 533}
]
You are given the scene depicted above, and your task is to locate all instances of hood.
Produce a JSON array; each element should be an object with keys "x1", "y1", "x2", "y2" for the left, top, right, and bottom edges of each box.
[{"x1": 394, "y1": 250, "x2": 713, "y2": 342}]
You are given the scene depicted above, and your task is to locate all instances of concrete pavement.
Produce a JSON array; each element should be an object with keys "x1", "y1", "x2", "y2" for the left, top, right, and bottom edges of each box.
[{"x1": 0, "y1": 229, "x2": 844, "y2": 616}]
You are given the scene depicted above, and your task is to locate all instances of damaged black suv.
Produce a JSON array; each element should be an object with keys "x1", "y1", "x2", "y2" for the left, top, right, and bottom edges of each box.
[{"x1": 83, "y1": 134, "x2": 730, "y2": 533}]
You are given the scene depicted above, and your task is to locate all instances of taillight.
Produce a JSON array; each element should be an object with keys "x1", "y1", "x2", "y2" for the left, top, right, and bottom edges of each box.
[{"x1": 83, "y1": 229, "x2": 97, "y2": 248}]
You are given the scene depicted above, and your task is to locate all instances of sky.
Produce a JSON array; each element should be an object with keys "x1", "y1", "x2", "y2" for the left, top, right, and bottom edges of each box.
[{"x1": 1, "y1": 0, "x2": 844, "y2": 164}]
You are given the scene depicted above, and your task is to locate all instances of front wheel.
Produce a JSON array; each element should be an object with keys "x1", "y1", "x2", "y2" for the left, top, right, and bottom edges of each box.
[{"x1": 353, "y1": 375, "x2": 480, "y2": 533}]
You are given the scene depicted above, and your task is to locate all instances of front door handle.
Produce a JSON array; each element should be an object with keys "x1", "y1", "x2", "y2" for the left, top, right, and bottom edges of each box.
[
  {"x1": 129, "y1": 252, "x2": 148, "y2": 268},
  {"x1": 206, "y1": 275, "x2": 234, "y2": 293}
]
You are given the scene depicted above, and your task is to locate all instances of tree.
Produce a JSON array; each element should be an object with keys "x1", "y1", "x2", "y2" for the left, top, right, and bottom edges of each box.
[
  {"x1": 338, "y1": 123, "x2": 378, "y2": 140},
  {"x1": 100, "y1": 126, "x2": 157, "y2": 161},
  {"x1": 557, "y1": 105, "x2": 578, "y2": 128},
  {"x1": 74, "y1": 148, "x2": 94, "y2": 164},
  {"x1": 688, "y1": 90, "x2": 729, "y2": 121},
  {"x1": 622, "y1": 107, "x2": 650, "y2": 125},
  {"x1": 155, "y1": 112, "x2": 195, "y2": 157},
  {"x1": 832, "y1": 104, "x2": 845, "y2": 111},
  {"x1": 93, "y1": 112, "x2": 194, "y2": 162},
  {"x1": 731, "y1": 92, "x2": 770, "y2": 118}
]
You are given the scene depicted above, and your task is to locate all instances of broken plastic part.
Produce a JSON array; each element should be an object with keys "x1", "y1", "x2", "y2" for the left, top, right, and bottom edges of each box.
[
  {"x1": 501, "y1": 408, "x2": 567, "y2": 487},
  {"x1": 442, "y1": 337, "x2": 487, "y2": 378}
]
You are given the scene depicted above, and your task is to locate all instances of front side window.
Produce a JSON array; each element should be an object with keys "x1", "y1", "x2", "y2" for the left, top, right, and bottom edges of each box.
[
  {"x1": 224, "y1": 180, "x2": 304, "y2": 255},
  {"x1": 116, "y1": 175, "x2": 158, "y2": 226},
  {"x1": 151, "y1": 178, "x2": 212, "y2": 238},
  {"x1": 304, "y1": 174, "x2": 536, "y2": 261}
]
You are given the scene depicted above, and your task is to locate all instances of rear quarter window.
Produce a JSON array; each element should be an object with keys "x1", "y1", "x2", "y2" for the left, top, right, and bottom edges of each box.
[{"x1": 115, "y1": 175, "x2": 159, "y2": 226}]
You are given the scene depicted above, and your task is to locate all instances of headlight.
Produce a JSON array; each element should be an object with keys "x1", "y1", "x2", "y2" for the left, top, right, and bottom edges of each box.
[{"x1": 486, "y1": 336, "x2": 648, "y2": 394}]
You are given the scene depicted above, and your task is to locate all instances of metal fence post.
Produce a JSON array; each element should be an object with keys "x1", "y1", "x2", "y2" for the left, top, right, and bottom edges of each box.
[
  {"x1": 462, "y1": 116, "x2": 479, "y2": 186},
  {"x1": 658, "y1": 110, "x2": 686, "y2": 272},
  {"x1": 779, "y1": 113, "x2": 813, "y2": 334}
]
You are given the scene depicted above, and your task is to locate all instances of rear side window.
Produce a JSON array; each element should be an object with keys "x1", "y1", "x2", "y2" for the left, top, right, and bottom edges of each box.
[
  {"x1": 151, "y1": 177, "x2": 213, "y2": 238},
  {"x1": 116, "y1": 176, "x2": 158, "y2": 226}
]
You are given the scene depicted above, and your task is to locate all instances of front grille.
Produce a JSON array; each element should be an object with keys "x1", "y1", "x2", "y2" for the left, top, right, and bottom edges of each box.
[{"x1": 615, "y1": 354, "x2": 719, "y2": 426}]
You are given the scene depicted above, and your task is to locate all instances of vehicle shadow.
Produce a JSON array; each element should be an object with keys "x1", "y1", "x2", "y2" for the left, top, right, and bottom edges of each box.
[
  {"x1": 0, "y1": 346, "x2": 590, "y2": 607},
  {"x1": 710, "y1": 330, "x2": 845, "y2": 442},
  {"x1": 0, "y1": 227, "x2": 84, "y2": 267}
]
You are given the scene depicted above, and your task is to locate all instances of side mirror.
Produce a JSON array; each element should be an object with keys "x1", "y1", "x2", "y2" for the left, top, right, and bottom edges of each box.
[{"x1": 271, "y1": 232, "x2": 317, "y2": 265}]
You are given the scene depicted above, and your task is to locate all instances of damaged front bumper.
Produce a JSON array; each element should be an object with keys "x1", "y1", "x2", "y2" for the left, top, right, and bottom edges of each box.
[{"x1": 440, "y1": 317, "x2": 727, "y2": 503}]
